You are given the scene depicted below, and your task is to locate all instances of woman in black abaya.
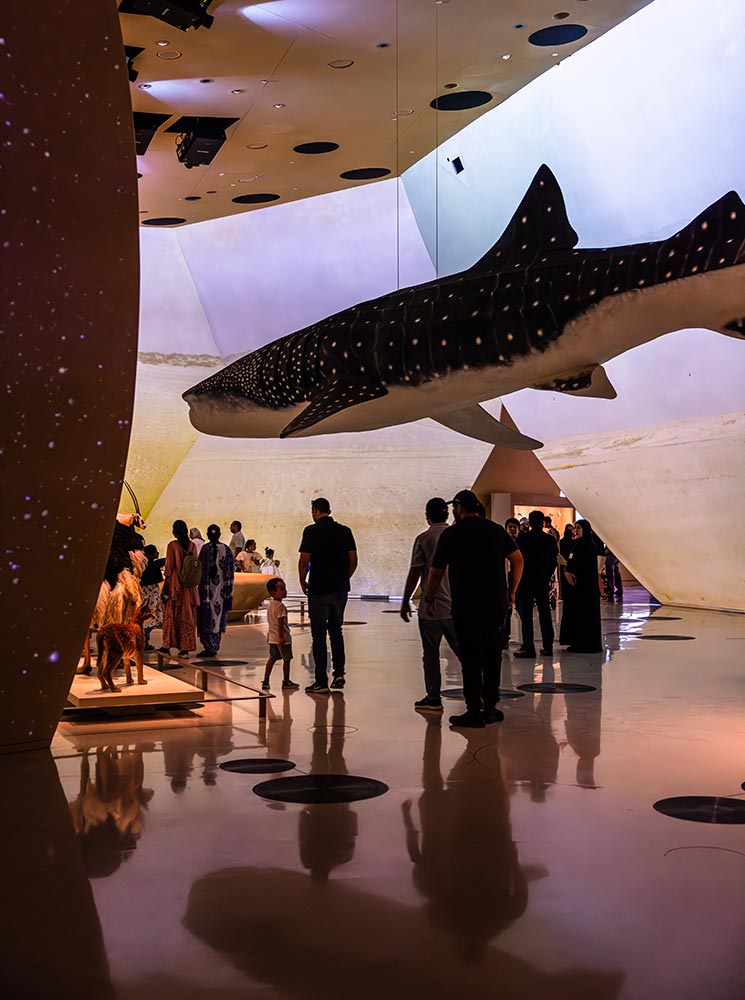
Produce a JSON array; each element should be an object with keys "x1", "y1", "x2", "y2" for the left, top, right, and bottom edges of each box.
[
  {"x1": 557, "y1": 524, "x2": 575, "y2": 601},
  {"x1": 559, "y1": 520, "x2": 603, "y2": 653}
]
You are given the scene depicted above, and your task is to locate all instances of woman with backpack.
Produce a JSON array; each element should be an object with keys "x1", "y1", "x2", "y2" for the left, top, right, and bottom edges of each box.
[{"x1": 159, "y1": 519, "x2": 201, "y2": 659}]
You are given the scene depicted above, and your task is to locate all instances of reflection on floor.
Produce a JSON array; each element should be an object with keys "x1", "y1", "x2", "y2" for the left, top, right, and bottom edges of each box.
[{"x1": 3, "y1": 593, "x2": 745, "y2": 999}]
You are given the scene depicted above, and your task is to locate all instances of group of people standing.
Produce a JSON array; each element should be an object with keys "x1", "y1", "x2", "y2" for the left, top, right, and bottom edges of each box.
[{"x1": 401, "y1": 492, "x2": 607, "y2": 729}]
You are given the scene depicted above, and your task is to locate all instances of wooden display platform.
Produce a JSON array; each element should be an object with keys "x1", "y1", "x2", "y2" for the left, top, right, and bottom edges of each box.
[{"x1": 67, "y1": 665, "x2": 205, "y2": 710}]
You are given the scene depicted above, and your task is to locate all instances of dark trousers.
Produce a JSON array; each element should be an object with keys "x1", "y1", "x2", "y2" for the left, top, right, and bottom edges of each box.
[
  {"x1": 308, "y1": 591, "x2": 348, "y2": 683},
  {"x1": 452, "y1": 614, "x2": 505, "y2": 716},
  {"x1": 517, "y1": 581, "x2": 554, "y2": 653},
  {"x1": 605, "y1": 555, "x2": 623, "y2": 600},
  {"x1": 418, "y1": 617, "x2": 460, "y2": 700}
]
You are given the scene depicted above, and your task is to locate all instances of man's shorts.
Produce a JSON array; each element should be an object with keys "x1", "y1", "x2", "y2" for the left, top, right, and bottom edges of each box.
[{"x1": 268, "y1": 643, "x2": 293, "y2": 662}]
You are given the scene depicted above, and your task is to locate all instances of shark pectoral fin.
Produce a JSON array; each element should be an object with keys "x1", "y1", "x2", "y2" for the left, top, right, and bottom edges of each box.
[
  {"x1": 532, "y1": 364, "x2": 617, "y2": 400},
  {"x1": 722, "y1": 317, "x2": 745, "y2": 339},
  {"x1": 433, "y1": 405, "x2": 542, "y2": 450},
  {"x1": 279, "y1": 379, "x2": 389, "y2": 438}
]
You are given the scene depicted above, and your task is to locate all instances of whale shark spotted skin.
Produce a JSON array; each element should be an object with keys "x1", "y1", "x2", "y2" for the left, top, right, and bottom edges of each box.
[{"x1": 184, "y1": 166, "x2": 745, "y2": 449}]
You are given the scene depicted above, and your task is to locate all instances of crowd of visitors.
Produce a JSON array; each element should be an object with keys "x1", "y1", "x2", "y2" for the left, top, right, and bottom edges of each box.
[{"x1": 135, "y1": 492, "x2": 613, "y2": 727}]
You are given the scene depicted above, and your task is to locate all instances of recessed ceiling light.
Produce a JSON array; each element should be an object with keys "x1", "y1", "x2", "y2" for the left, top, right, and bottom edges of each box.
[
  {"x1": 231, "y1": 89, "x2": 244, "y2": 94},
  {"x1": 247, "y1": 142, "x2": 268, "y2": 149},
  {"x1": 156, "y1": 40, "x2": 169, "y2": 46},
  {"x1": 206, "y1": 190, "x2": 217, "y2": 194},
  {"x1": 259, "y1": 79, "x2": 270, "y2": 84},
  {"x1": 230, "y1": 183, "x2": 237, "y2": 187},
  {"x1": 218, "y1": 171, "x2": 227, "y2": 176},
  {"x1": 200, "y1": 78, "x2": 213, "y2": 84},
  {"x1": 552, "y1": 52, "x2": 560, "y2": 57},
  {"x1": 396, "y1": 109, "x2": 414, "y2": 115},
  {"x1": 156, "y1": 50, "x2": 182, "y2": 60},
  {"x1": 502, "y1": 54, "x2": 511, "y2": 60},
  {"x1": 376, "y1": 42, "x2": 391, "y2": 48},
  {"x1": 442, "y1": 82, "x2": 458, "y2": 89},
  {"x1": 273, "y1": 103, "x2": 285, "y2": 108},
  {"x1": 328, "y1": 59, "x2": 354, "y2": 69},
  {"x1": 138, "y1": 83, "x2": 152, "y2": 90},
  {"x1": 554, "y1": 11, "x2": 571, "y2": 19},
  {"x1": 513, "y1": 23, "x2": 526, "y2": 29}
]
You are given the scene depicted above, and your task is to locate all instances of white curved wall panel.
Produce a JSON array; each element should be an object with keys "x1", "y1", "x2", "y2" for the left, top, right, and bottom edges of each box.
[
  {"x1": 129, "y1": 0, "x2": 745, "y2": 605},
  {"x1": 174, "y1": 179, "x2": 435, "y2": 359},
  {"x1": 400, "y1": 0, "x2": 745, "y2": 609}
]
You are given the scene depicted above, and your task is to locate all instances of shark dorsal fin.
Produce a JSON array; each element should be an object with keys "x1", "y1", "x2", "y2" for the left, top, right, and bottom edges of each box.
[
  {"x1": 664, "y1": 189, "x2": 745, "y2": 260},
  {"x1": 465, "y1": 164, "x2": 579, "y2": 277}
]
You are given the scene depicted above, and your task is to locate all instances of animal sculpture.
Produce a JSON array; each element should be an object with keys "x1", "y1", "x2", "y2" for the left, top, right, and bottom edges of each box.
[
  {"x1": 184, "y1": 165, "x2": 745, "y2": 449},
  {"x1": 79, "y1": 508, "x2": 147, "y2": 675},
  {"x1": 96, "y1": 602, "x2": 153, "y2": 692}
]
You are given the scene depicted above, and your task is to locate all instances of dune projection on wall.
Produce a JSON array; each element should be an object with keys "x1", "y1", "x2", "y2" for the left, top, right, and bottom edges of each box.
[{"x1": 183, "y1": 166, "x2": 745, "y2": 445}]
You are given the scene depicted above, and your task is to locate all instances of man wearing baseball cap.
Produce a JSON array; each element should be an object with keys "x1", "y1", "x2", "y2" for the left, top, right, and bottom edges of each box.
[{"x1": 424, "y1": 489, "x2": 523, "y2": 728}]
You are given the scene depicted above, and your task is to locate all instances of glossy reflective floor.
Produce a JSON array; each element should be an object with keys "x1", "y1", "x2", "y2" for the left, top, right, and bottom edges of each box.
[{"x1": 4, "y1": 594, "x2": 745, "y2": 1000}]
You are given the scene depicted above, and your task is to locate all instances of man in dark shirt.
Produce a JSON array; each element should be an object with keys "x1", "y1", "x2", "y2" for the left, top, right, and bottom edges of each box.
[
  {"x1": 298, "y1": 497, "x2": 358, "y2": 694},
  {"x1": 425, "y1": 490, "x2": 523, "y2": 728},
  {"x1": 514, "y1": 510, "x2": 558, "y2": 658}
]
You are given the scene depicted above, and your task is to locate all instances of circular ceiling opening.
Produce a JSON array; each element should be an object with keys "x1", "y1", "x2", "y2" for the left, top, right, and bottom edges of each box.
[
  {"x1": 293, "y1": 141, "x2": 339, "y2": 154},
  {"x1": 529, "y1": 24, "x2": 588, "y2": 46},
  {"x1": 430, "y1": 90, "x2": 493, "y2": 111},
  {"x1": 232, "y1": 193, "x2": 280, "y2": 204},
  {"x1": 328, "y1": 59, "x2": 354, "y2": 69},
  {"x1": 156, "y1": 50, "x2": 182, "y2": 60},
  {"x1": 553, "y1": 11, "x2": 571, "y2": 19},
  {"x1": 141, "y1": 217, "x2": 186, "y2": 226},
  {"x1": 247, "y1": 143, "x2": 268, "y2": 149},
  {"x1": 184, "y1": 195, "x2": 201, "y2": 201},
  {"x1": 340, "y1": 167, "x2": 391, "y2": 180}
]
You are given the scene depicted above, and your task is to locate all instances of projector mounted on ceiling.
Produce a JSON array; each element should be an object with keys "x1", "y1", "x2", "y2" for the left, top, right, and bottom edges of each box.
[{"x1": 118, "y1": 0, "x2": 214, "y2": 32}]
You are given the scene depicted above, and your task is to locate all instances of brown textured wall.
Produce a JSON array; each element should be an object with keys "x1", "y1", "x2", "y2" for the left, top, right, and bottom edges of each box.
[{"x1": 0, "y1": 5, "x2": 139, "y2": 751}]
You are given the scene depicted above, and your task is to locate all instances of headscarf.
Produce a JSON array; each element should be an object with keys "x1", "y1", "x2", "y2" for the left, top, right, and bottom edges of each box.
[
  {"x1": 572, "y1": 519, "x2": 596, "y2": 556},
  {"x1": 189, "y1": 527, "x2": 204, "y2": 541},
  {"x1": 206, "y1": 524, "x2": 221, "y2": 583}
]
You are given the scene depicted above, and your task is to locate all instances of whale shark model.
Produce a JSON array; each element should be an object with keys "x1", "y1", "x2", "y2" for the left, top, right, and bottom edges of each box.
[{"x1": 184, "y1": 166, "x2": 745, "y2": 449}]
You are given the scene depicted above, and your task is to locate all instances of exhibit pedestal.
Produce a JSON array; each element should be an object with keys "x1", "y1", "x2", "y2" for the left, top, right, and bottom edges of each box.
[{"x1": 67, "y1": 665, "x2": 204, "y2": 710}]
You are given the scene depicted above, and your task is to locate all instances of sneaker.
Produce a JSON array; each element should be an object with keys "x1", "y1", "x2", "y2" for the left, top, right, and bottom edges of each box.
[
  {"x1": 282, "y1": 679, "x2": 300, "y2": 689},
  {"x1": 330, "y1": 675, "x2": 346, "y2": 690},
  {"x1": 305, "y1": 682, "x2": 330, "y2": 694},
  {"x1": 261, "y1": 680, "x2": 270, "y2": 690},
  {"x1": 449, "y1": 711, "x2": 485, "y2": 729},
  {"x1": 484, "y1": 708, "x2": 505, "y2": 724},
  {"x1": 415, "y1": 697, "x2": 444, "y2": 712}
]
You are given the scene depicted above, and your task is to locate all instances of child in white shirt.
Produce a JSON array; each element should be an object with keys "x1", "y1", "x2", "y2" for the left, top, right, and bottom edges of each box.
[{"x1": 262, "y1": 577, "x2": 298, "y2": 690}]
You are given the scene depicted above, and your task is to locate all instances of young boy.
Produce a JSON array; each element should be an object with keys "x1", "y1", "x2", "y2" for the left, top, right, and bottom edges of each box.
[{"x1": 262, "y1": 577, "x2": 299, "y2": 690}]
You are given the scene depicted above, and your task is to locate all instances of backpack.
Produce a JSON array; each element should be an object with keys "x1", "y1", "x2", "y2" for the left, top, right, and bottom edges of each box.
[{"x1": 179, "y1": 549, "x2": 202, "y2": 587}]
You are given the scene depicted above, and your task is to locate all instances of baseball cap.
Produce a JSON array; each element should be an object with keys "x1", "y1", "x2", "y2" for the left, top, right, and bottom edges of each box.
[{"x1": 448, "y1": 489, "x2": 481, "y2": 513}]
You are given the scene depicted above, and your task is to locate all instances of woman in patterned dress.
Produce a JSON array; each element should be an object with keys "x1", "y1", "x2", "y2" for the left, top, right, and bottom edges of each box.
[{"x1": 197, "y1": 524, "x2": 235, "y2": 658}]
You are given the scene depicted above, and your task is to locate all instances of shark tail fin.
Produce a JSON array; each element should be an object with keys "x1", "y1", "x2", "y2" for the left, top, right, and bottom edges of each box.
[
  {"x1": 464, "y1": 164, "x2": 579, "y2": 278},
  {"x1": 665, "y1": 189, "x2": 745, "y2": 266}
]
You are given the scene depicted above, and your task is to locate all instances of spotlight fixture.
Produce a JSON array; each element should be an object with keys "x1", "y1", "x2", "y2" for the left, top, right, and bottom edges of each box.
[
  {"x1": 138, "y1": 83, "x2": 152, "y2": 89},
  {"x1": 176, "y1": 119, "x2": 227, "y2": 168},
  {"x1": 124, "y1": 44, "x2": 144, "y2": 83},
  {"x1": 247, "y1": 142, "x2": 268, "y2": 149},
  {"x1": 328, "y1": 59, "x2": 354, "y2": 69},
  {"x1": 231, "y1": 88, "x2": 244, "y2": 94},
  {"x1": 156, "y1": 39, "x2": 169, "y2": 46},
  {"x1": 118, "y1": 0, "x2": 214, "y2": 32},
  {"x1": 501, "y1": 53, "x2": 511, "y2": 60},
  {"x1": 273, "y1": 103, "x2": 285, "y2": 109}
]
